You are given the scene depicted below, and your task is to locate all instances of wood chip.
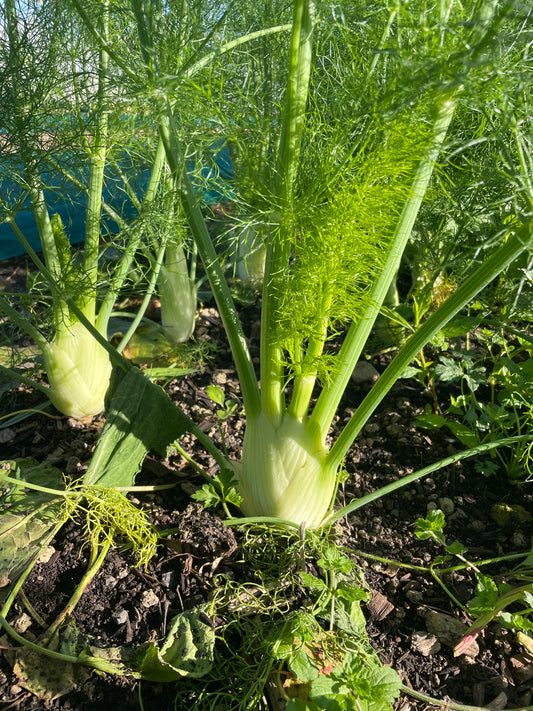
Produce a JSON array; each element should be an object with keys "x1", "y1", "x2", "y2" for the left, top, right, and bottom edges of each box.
[{"x1": 367, "y1": 591, "x2": 394, "y2": 620}]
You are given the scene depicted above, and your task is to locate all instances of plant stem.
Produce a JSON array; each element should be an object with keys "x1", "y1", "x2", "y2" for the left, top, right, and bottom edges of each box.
[
  {"x1": 289, "y1": 286, "x2": 332, "y2": 423},
  {"x1": 401, "y1": 684, "x2": 533, "y2": 711},
  {"x1": 114, "y1": 237, "x2": 168, "y2": 353},
  {"x1": 83, "y1": 0, "x2": 109, "y2": 324},
  {"x1": 46, "y1": 535, "x2": 113, "y2": 640},
  {"x1": 327, "y1": 434, "x2": 533, "y2": 524},
  {"x1": 260, "y1": 0, "x2": 315, "y2": 425},
  {"x1": 327, "y1": 222, "x2": 533, "y2": 472},
  {"x1": 4, "y1": 0, "x2": 61, "y2": 301},
  {"x1": 155, "y1": 103, "x2": 261, "y2": 420}
]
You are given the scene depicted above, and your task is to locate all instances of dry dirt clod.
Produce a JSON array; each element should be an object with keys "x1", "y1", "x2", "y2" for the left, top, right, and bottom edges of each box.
[
  {"x1": 424, "y1": 610, "x2": 479, "y2": 657},
  {"x1": 508, "y1": 654, "x2": 533, "y2": 683},
  {"x1": 410, "y1": 631, "x2": 441, "y2": 656},
  {"x1": 438, "y1": 497, "x2": 455, "y2": 514},
  {"x1": 140, "y1": 590, "x2": 159, "y2": 608}
]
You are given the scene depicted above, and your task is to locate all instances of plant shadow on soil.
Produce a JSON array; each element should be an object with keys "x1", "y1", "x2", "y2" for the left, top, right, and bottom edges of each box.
[{"x1": 1, "y1": 260, "x2": 532, "y2": 711}]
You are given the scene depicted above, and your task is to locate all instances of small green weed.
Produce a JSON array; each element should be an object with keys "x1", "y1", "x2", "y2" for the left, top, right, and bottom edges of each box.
[
  {"x1": 412, "y1": 324, "x2": 533, "y2": 481},
  {"x1": 415, "y1": 509, "x2": 533, "y2": 657},
  {"x1": 172, "y1": 525, "x2": 400, "y2": 711}
]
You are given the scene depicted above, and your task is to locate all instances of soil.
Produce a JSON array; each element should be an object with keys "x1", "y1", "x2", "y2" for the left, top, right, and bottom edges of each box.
[{"x1": 1, "y1": 255, "x2": 532, "y2": 711}]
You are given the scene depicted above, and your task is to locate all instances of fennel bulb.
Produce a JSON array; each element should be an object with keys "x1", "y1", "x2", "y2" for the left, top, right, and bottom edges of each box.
[
  {"x1": 235, "y1": 411, "x2": 337, "y2": 528},
  {"x1": 43, "y1": 320, "x2": 112, "y2": 419},
  {"x1": 159, "y1": 243, "x2": 197, "y2": 343},
  {"x1": 236, "y1": 223, "x2": 266, "y2": 286}
]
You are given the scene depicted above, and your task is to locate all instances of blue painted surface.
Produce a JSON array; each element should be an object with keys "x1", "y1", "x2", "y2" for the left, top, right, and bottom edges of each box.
[{"x1": 0, "y1": 141, "x2": 234, "y2": 260}]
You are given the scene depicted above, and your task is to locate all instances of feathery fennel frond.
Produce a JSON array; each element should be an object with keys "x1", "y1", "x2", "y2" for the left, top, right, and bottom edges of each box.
[{"x1": 271, "y1": 109, "x2": 435, "y2": 394}]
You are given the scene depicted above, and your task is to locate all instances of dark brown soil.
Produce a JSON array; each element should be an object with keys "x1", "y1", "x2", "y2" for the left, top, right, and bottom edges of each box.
[{"x1": 1, "y1": 258, "x2": 532, "y2": 711}]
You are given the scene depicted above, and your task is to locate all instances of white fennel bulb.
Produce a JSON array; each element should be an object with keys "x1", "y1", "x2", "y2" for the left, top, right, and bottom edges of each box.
[
  {"x1": 159, "y1": 243, "x2": 197, "y2": 343},
  {"x1": 43, "y1": 320, "x2": 112, "y2": 419},
  {"x1": 235, "y1": 410, "x2": 337, "y2": 528},
  {"x1": 236, "y1": 223, "x2": 266, "y2": 286}
]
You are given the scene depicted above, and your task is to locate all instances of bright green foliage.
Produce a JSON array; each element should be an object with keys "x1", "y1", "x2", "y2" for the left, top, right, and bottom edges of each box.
[
  {"x1": 413, "y1": 324, "x2": 533, "y2": 481},
  {"x1": 117, "y1": 0, "x2": 533, "y2": 528},
  {"x1": 306, "y1": 654, "x2": 401, "y2": 711}
]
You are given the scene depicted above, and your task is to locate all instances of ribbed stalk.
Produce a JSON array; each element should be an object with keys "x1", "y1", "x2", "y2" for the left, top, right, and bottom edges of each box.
[
  {"x1": 5, "y1": 0, "x2": 60, "y2": 300},
  {"x1": 327, "y1": 222, "x2": 533, "y2": 471},
  {"x1": 288, "y1": 284, "x2": 333, "y2": 424},
  {"x1": 83, "y1": 0, "x2": 109, "y2": 325},
  {"x1": 129, "y1": 0, "x2": 261, "y2": 419},
  {"x1": 260, "y1": 0, "x2": 315, "y2": 426}
]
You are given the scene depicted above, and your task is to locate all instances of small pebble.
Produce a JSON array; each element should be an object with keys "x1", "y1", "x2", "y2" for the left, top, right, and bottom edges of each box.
[
  {"x1": 438, "y1": 497, "x2": 455, "y2": 514},
  {"x1": 411, "y1": 631, "x2": 441, "y2": 656},
  {"x1": 13, "y1": 613, "x2": 32, "y2": 634},
  {"x1": 364, "y1": 422, "x2": 380, "y2": 434},
  {"x1": 512, "y1": 531, "x2": 527, "y2": 548},
  {"x1": 352, "y1": 361, "x2": 380, "y2": 384},
  {"x1": 141, "y1": 589, "x2": 159, "y2": 608},
  {"x1": 406, "y1": 589, "x2": 424, "y2": 603},
  {"x1": 0, "y1": 429, "x2": 15, "y2": 443},
  {"x1": 468, "y1": 520, "x2": 486, "y2": 533},
  {"x1": 112, "y1": 609, "x2": 129, "y2": 625},
  {"x1": 38, "y1": 546, "x2": 56, "y2": 564}
]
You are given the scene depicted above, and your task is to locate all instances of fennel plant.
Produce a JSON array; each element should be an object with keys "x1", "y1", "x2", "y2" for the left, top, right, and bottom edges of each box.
[
  {"x1": 0, "y1": 0, "x2": 172, "y2": 418},
  {"x1": 130, "y1": 0, "x2": 532, "y2": 527}
]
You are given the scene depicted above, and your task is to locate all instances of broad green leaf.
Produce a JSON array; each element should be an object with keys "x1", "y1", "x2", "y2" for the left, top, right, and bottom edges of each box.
[
  {"x1": 206, "y1": 384, "x2": 226, "y2": 407},
  {"x1": 400, "y1": 365, "x2": 423, "y2": 380},
  {"x1": 289, "y1": 646, "x2": 320, "y2": 682},
  {"x1": 0, "y1": 459, "x2": 66, "y2": 601},
  {"x1": 434, "y1": 357, "x2": 465, "y2": 382},
  {"x1": 439, "y1": 316, "x2": 482, "y2": 338},
  {"x1": 317, "y1": 547, "x2": 354, "y2": 574},
  {"x1": 310, "y1": 673, "x2": 351, "y2": 705},
  {"x1": 333, "y1": 598, "x2": 367, "y2": 636},
  {"x1": 286, "y1": 699, "x2": 323, "y2": 711},
  {"x1": 8, "y1": 610, "x2": 214, "y2": 698},
  {"x1": 468, "y1": 574, "x2": 499, "y2": 616},
  {"x1": 300, "y1": 572, "x2": 327, "y2": 592},
  {"x1": 414, "y1": 413, "x2": 446, "y2": 429},
  {"x1": 191, "y1": 484, "x2": 221, "y2": 508},
  {"x1": 133, "y1": 609, "x2": 215, "y2": 681},
  {"x1": 500, "y1": 612, "x2": 533, "y2": 633},
  {"x1": 445, "y1": 421, "x2": 479, "y2": 448},
  {"x1": 445, "y1": 541, "x2": 467, "y2": 556},
  {"x1": 12, "y1": 648, "x2": 78, "y2": 701},
  {"x1": 86, "y1": 367, "x2": 192, "y2": 487},
  {"x1": 365, "y1": 664, "x2": 402, "y2": 710},
  {"x1": 11, "y1": 620, "x2": 87, "y2": 700}
]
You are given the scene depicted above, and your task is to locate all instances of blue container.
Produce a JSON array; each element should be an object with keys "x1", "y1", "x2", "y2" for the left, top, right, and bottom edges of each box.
[{"x1": 0, "y1": 141, "x2": 234, "y2": 260}]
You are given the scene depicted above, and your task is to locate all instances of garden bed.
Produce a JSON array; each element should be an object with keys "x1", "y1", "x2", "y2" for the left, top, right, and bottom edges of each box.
[{"x1": 1, "y1": 257, "x2": 532, "y2": 711}]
